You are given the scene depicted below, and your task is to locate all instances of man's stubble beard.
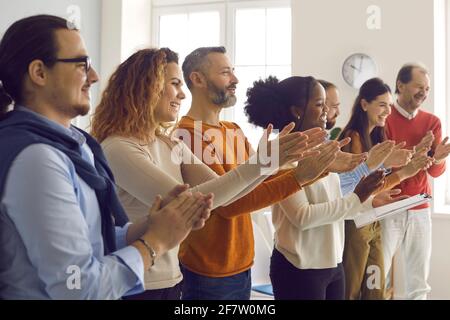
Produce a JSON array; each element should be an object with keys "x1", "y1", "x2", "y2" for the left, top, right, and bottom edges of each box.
[{"x1": 207, "y1": 81, "x2": 237, "y2": 109}]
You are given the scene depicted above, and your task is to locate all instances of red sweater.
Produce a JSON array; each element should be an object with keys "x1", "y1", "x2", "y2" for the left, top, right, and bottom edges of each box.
[{"x1": 385, "y1": 106, "x2": 446, "y2": 209}]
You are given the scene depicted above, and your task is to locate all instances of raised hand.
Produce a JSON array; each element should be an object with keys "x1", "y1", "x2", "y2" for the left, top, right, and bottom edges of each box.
[
  {"x1": 372, "y1": 189, "x2": 409, "y2": 208},
  {"x1": 191, "y1": 192, "x2": 213, "y2": 230},
  {"x1": 414, "y1": 131, "x2": 434, "y2": 155},
  {"x1": 143, "y1": 191, "x2": 212, "y2": 257},
  {"x1": 257, "y1": 123, "x2": 327, "y2": 169},
  {"x1": 294, "y1": 140, "x2": 340, "y2": 186},
  {"x1": 301, "y1": 127, "x2": 328, "y2": 150},
  {"x1": 433, "y1": 137, "x2": 450, "y2": 164},
  {"x1": 366, "y1": 140, "x2": 395, "y2": 170},
  {"x1": 383, "y1": 141, "x2": 413, "y2": 168},
  {"x1": 328, "y1": 151, "x2": 368, "y2": 173},
  {"x1": 160, "y1": 185, "x2": 213, "y2": 228},
  {"x1": 326, "y1": 137, "x2": 368, "y2": 173},
  {"x1": 160, "y1": 183, "x2": 190, "y2": 208},
  {"x1": 258, "y1": 123, "x2": 305, "y2": 167},
  {"x1": 287, "y1": 127, "x2": 328, "y2": 161},
  {"x1": 353, "y1": 169, "x2": 386, "y2": 203}
]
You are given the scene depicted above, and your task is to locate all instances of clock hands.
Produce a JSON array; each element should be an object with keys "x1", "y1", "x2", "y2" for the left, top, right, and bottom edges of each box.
[{"x1": 349, "y1": 56, "x2": 365, "y2": 72}]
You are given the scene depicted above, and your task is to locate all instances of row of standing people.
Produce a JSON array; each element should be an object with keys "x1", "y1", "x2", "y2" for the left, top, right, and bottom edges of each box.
[
  {"x1": 91, "y1": 47, "x2": 413, "y2": 300},
  {"x1": 244, "y1": 74, "x2": 440, "y2": 299},
  {"x1": 316, "y1": 76, "x2": 444, "y2": 300},
  {"x1": 0, "y1": 14, "x2": 335, "y2": 300},
  {"x1": 1, "y1": 14, "x2": 449, "y2": 300}
]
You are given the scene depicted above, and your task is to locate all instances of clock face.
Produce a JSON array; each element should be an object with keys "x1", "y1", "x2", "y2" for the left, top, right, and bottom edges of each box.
[{"x1": 342, "y1": 53, "x2": 378, "y2": 89}]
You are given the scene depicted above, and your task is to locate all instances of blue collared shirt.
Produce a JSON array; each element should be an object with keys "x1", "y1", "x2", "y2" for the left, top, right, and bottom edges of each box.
[{"x1": 0, "y1": 106, "x2": 144, "y2": 299}]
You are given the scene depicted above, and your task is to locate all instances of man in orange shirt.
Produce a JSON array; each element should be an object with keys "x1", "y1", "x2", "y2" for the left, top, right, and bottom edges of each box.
[
  {"x1": 176, "y1": 47, "x2": 364, "y2": 300},
  {"x1": 383, "y1": 63, "x2": 450, "y2": 299}
]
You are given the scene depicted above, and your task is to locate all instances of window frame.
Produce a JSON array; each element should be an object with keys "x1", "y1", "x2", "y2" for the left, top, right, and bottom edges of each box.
[{"x1": 151, "y1": 3, "x2": 226, "y2": 50}]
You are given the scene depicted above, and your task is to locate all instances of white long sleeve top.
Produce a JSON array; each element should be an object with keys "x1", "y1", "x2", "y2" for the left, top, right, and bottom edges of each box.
[{"x1": 272, "y1": 173, "x2": 373, "y2": 269}]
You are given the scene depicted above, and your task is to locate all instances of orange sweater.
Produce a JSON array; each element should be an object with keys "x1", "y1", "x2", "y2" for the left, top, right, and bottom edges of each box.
[
  {"x1": 176, "y1": 116, "x2": 303, "y2": 277},
  {"x1": 343, "y1": 130, "x2": 401, "y2": 194}
]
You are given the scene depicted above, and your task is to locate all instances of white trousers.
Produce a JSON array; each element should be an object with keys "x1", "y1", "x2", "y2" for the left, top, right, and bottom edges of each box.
[{"x1": 381, "y1": 208, "x2": 432, "y2": 300}]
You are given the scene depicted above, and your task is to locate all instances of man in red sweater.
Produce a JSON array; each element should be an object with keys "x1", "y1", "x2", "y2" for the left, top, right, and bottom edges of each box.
[{"x1": 383, "y1": 63, "x2": 450, "y2": 299}]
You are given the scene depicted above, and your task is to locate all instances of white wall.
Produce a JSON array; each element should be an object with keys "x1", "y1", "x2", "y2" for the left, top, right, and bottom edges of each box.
[
  {"x1": 100, "y1": 0, "x2": 122, "y2": 93},
  {"x1": 121, "y1": 0, "x2": 152, "y2": 61},
  {"x1": 100, "y1": 0, "x2": 152, "y2": 93},
  {"x1": 428, "y1": 216, "x2": 450, "y2": 299},
  {"x1": 293, "y1": 0, "x2": 450, "y2": 299},
  {"x1": 0, "y1": 0, "x2": 101, "y2": 129}
]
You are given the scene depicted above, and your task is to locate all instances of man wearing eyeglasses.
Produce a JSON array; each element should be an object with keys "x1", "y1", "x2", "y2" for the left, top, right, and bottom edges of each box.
[
  {"x1": 43, "y1": 55, "x2": 93, "y2": 118},
  {"x1": 0, "y1": 14, "x2": 212, "y2": 299}
]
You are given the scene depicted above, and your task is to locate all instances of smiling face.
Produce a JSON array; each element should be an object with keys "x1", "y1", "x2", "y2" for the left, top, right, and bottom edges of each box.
[
  {"x1": 397, "y1": 67, "x2": 430, "y2": 111},
  {"x1": 154, "y1": 62, "x2": 186, "y2": 123},
  {"x1": 44, "y1": 29, "x2": 99, "y2": 119},
  {"x1": 202, "y1": 52, "x2": 239, "y2": 108},
  {"x1": 362, "y1": 92, "x2": 393, "y2": 128},
  {"x1": 297, "y1": 83, "x2": 329, "y2": 131}
]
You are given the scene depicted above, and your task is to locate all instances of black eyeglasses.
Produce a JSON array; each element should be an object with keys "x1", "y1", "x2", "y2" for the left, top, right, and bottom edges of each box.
[{"x1": 48, "y1": 56, "x2": 92, "y2": 74}]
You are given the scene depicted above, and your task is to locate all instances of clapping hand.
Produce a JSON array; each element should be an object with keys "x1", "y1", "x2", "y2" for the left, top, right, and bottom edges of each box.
[
  {"x1": 414, "y1": 131, "x2": 434, "y2": 155},
  {"x1": 372, "y1": 189, "x2": 409, "y2": 208},
  {"x1": 326, "y1": 137, "x2": 368, "y2": 173},
  {"x1": 397, "y1": 153, "x2": 433, "y2": 180},
  {"x1": 353, "y1": 169, "x2": 386, "y2": 203},
  {"x1": 433, "y1": 137, "x2": 450, "y2": 164},
  {"x1": 383, "y1": 141, "x2": 413, "y2": 168},
  {"x1": 366, "y1": 140, "x2": 396, "y2": 170},
  {"x1": 257, "y1": 123, "x2": 327, "y2": 169},
  {"x1": 294, "y1": 140, "x2": 340, "y2": 186}
]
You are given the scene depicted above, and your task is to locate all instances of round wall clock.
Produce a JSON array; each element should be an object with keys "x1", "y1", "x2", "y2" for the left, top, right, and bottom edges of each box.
[{"x1": 342, "y1": 53, "x2": 378, "y2": 89}]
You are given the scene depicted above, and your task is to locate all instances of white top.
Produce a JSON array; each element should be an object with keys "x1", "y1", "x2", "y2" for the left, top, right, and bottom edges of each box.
[
  {"x1": 272, "y1": 173, "x2": 373, "y2": 269},
  {"x1": 102, "y1": 135, "x2": 270, "y2": 290}
]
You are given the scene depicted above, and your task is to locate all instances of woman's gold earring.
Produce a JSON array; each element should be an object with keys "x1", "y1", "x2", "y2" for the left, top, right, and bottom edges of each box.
[{"x1": 297, "y1": 115, "x2": 301, "y2": 120}]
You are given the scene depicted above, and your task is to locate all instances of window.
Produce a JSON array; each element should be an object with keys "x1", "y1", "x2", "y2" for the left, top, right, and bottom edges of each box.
[
  {"x1": 157, "y1": 9, "x2": 223, "y2": 61},
  {"x1": 231, "y1": 3, "x2": 291, "y2": 147},
  {"x1": 152, "y1": 0, "x2": 291, "y2": 149}
]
